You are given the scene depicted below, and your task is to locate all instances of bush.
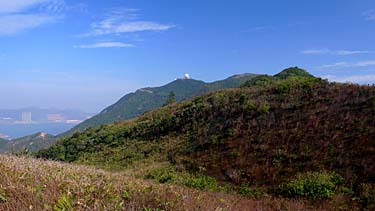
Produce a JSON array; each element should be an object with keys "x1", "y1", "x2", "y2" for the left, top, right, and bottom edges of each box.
[
  {"x1": 183, "y1": 174, "x2": 219, "y2": 191},
  {"x1": 239, "y1": 184, "x2": 265, "y2": 198},
  {"x1": 258, "y1": 103, "x2": 270, "y2": 113},
  {"x1": 0, "y1": 189, "x2": 7, "y2": 203},
  {"x1": 145, "y1": 167, "x2": 178, "y2": 184},
  {"x1": 279, "y1": 171, "x2": 344, "y2": 199},
  {"x1": 54, "y1": 194, "x2": 73, "y2": 211}
]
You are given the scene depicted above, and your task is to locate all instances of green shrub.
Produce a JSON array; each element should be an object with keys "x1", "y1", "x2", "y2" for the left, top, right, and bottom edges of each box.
[
  {"x1": 0, "y1": 189, "x2": 7, "y2": 203},
  {"x1": 258, "y1": 103, "x2": 270, "y2": 113},
  {"x1": 145, "y1": 167, "x2": 222, "y2": 192},
  {"x1": 183, "y1": 174, "x2": 219, "y2": 191},
  {"x1": 244, "y1": 100, "x2": 257, "y2": 111},
  {"x1": 279, "y1": 171, "x2": 344, "y2": 199},
  {"x1": 54, "y1": 194, "x2": 73, "y2": 211},
  {"x1": 122, "y1": 190, "x2": 130, "y2": 200},
  {"x1": 145, "y1": 167, "x2": 178, "y2": 184},
  {"x1": 239, "y1": 184, "x2": 265, "y2": 198}
]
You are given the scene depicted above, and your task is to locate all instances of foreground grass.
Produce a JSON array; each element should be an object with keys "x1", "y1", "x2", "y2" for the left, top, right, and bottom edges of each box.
[{"x1": 0, "y1": 155, "x2": 320, "y2": 211}]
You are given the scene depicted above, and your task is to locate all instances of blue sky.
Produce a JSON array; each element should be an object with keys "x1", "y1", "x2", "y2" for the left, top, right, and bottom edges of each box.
[{"x1": 0, "y1": 0, "x2": 374, "y2": 112}]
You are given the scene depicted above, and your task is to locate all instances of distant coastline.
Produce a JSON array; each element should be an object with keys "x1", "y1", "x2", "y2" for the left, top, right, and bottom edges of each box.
[{"x1": 0, "y1": 122, "x2": 76, "y2": 140}]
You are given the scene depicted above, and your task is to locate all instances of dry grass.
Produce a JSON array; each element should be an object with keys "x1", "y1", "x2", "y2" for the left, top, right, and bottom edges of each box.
[{"x1": 0, "y1": 155, "x2": 321, "y2": 211}]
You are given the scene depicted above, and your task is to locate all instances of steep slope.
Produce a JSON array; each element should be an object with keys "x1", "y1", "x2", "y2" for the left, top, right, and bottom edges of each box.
[
  {"x1": 38, "y1": 70, "x2": 375, "y2": 209},
  {"x1": 61, "y1": 74, "x2": 258, "y2": 136},
  {"x1": 0, "y1": 132, "x2": 56, "y2": 153}
]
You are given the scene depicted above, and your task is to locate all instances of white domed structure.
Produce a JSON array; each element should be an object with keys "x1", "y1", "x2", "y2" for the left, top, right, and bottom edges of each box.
[{"x1": 184, "y1": 73, "x2": 191, "y2": 79}]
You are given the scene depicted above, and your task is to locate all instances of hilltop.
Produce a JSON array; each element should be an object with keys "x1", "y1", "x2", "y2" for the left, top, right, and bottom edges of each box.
[
  {"x1": 61, "y1": 73, "x2": 258, "y2": 136},
  {"x1": 37, "y1": 68, "x2": 375, "y2": 210},
  {"x1": 0, "y1": 132, "x2": 55, "y2": 153}
]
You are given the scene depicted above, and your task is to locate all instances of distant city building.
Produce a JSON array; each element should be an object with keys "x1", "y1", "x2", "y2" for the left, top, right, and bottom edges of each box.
[{"x1": 21, "y1": 112, "x2": 32, "y2": 123}]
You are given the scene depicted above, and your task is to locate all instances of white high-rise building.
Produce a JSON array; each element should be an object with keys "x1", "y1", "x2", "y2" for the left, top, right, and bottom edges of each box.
[{"x1": 21, "y1": 112, "x2": 32, "y2": 123}]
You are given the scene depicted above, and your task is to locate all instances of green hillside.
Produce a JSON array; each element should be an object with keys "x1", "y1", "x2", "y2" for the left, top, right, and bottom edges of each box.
[
  {"x1": 37, "y1": 68, "x2": 375, "y2": 210},
  {"x1": 242, "y1": 66, "x2": 313, "y2": 87},
  {"x1": 0, "y1": 138, "x2": 7, "y2": 149},
  {"x1": 273, "y1": 66, "x2": 314, "y2": 79},
  {"x1": 61, "y1": 73, "x2": 258, "y2": 136},
  {"x1": 0, "y1": 132, "x2": 56, "y2": 153}
]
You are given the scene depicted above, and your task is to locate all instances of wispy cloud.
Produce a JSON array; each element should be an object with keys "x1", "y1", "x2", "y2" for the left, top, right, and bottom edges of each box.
[
  {"x1": 0, "y1": 0, "x2": 47, "y2": 13},
  {"x1": 0, "y1": 0, "x2": 64, "y2": 35},
  {"x1": 0, "y1": 14, "x2": 58, "y2": 35},
  {"x1": 324, "y1": 74, "x2": 375, "y2": 83},
  {"x1": 318, "y1": 60, "x2": 375, "y2": 69},
  {"x1": 0, "y1": 0, "x2": 65, "y2": 13},
  {"x1": 84, "y1": 8, "x2": 175, "y2": 36},
  {"x1": 74, "y1": 42, "x2": 134, "y2": 49},
  {"x1": 301, "y1": 49, "x2": 370, "y2": 55},
  {"x1": 362, "y1": 9, "x2": 375, "y2": 21}
]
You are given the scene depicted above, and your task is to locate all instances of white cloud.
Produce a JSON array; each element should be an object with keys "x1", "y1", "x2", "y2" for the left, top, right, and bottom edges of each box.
[
  {"x1": 363, "y1": 10, "x2": 375, "y2": 21},
  {"x1": 75, "y1": 42, "x2": 134, "y2": 49},
  {"x1": 0, "y1": 0, "x2": 65, "y2": 14},
  {"x1": 318, "y1": 60, "x2": 375, "y2": 69},
  {"x1": 301, "y1": 49, "x2": 370, "y2": 55},
  {"x1": 0, "y1": 0, "x2": 48, "y2": 13},
  {"x1": 324, "y1": 74, "x2": 375, "y2": 84},
  {"x1": 319, "y1": 62, "x2": 350, "y2": 69},
  {"x1": 0, "y1": 0, "x2": 64, "y2": 35},
  {"x1": 85, "y1": 9, "x2": 175, "y2": 36},
  {"x1": 0, "y1": 14, "x2": 57, "y2": 35}
]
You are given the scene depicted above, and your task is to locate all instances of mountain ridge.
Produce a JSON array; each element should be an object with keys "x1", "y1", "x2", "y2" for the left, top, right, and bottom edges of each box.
[
  {"x1": 60, "y1": 73, "x2": 258, "y2": 137},
  {"x1": 0, "y1": 132, "x2": 55, "y2": 153}
]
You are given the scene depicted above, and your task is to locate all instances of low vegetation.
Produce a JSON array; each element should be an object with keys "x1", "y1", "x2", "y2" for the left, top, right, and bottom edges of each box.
[
  {"x1": 278, "y1": 171, "x2": 345, "y2": 199},
  {"x1": 0, "y1": 154, "x2": 317, "y2": 211}
]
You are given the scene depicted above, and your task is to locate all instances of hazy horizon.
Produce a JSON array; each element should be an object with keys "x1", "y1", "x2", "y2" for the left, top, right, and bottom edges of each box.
[{"x1": 1, "y1": 0, "x2": 375, "y2": 112}]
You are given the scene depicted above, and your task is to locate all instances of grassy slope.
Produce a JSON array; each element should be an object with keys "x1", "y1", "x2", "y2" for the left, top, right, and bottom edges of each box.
[
  {"x1": 0, "y1": 154, "x2": 316, "y2": 211},
  {"x1": 37, "y1": 72, "x2": 375, "y2": 209}
]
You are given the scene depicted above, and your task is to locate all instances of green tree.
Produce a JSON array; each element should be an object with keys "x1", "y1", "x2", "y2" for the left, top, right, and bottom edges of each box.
[{"x1": 164, "y1": 91, "x2": 176, "y2": 106}]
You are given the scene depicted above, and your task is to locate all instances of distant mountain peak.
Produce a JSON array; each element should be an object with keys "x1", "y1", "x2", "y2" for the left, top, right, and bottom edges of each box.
[
  {"x1": 38, "y1": 132, "x2": 48, "y2": 139},
  {"x1": 274, "y1": 66, "x2": 313, "y2": 79}
]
